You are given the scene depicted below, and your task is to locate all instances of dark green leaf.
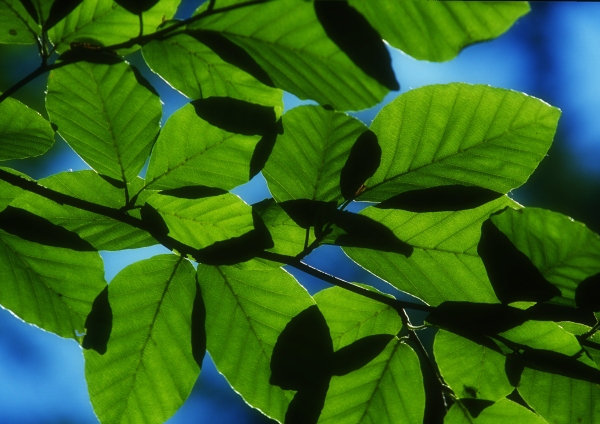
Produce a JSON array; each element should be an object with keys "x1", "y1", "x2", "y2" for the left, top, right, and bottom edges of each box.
[
  {"x1": 0, "y1": 0, "x2": 38, "y2": 44},
  {"x1": 349, "y1": 1, "x2": 530, "y2": 62},
  {"x1": 191, "y1": 1, "x2": 392, "y2": 110},
  {"x1": 82, "y1": 286, "x2": 111, "y2": 354},
  {"x1": 145, "y1": 103, "x2": 261, "y2": 190},
  {"x1": 339, "y1": 129, "x2": 381, "y2": 200},
  {"x1": 44, "y1": 0, "x2": 83, "y2": 30},
  {"x1": 0, "y1": 228, "x2": 106, "y2": 339},
  {"x1": 142, "y1": 30, "x2": 283, "y2": 109},
  {"x1": 359, "y1": 84, "x2": 560, "y2": 202},
  {"x1": 263, "y1": 106, "x2": 369, "y2": 203},
  {"x1": 576, "y1": 272, "x2": 600, "y2": 312},
  {"x1": 345, "y1": 197, "x2": 517, "y2": 306},
  {"x1": 198, "y1": 260, "x2": 315, "y2": 422},
  {"x1": 85, "y1": 255, "x2": 200, "y2": 424},
  {"x1": 0, "y1": 96, "x2": 54, "y2": 160},
  {"x1": 115, "y1": 0, "x2": 158, "y2": 14},
  {"x1": 332, "y1": 334, "x2": 394, "y2": 377},
  {"x1": 46, "y1": 59, "x2": 161, "y2": 183},
  {"x1": 47, "y1": 0, "x2": 179, "y2": 53}
]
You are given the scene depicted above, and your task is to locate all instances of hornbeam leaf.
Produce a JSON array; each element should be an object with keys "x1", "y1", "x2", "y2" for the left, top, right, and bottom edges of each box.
[
  {"x1": 444, "y1": 398, "x2": 546, "y2": 424},
  {"x1": 349, "y1": 1, "x2": 530, "y2": 62},
  {"x1": 190, "y1": 0, "x2": 396, "y2": 111},
  {"x1": 0, "y1": 96, "x2": 54, "y2": 160},
  {"x1": 434, "y1": 330, "x2": 513, "y2": 401},
  {"x1": 47, "y1": 0, "x2": 179, "y2": 54},
  {"x1": 359, "y1": 84, "x2": 560, "y2": 202},
  {"x1": 46, "y1": 59, "x2": 161, "y2": 183},
  {"x1": 518, "y1": 368, "x2": 600, "y2": 424},
  {"x1": 145, "y1": 191, "x2": 254, "y2": 250},
  {"x1": 344, "y1": 196, "x2": 518, "y2": 306},
  {"x1": 263, "y1": 105, "x2": 370, "y2": 204},
  {"x1": 0, "y1": 229, "x2": 106, "y2": 339},
  {"x1": 0, "y1": 0, "x2": 38, "y2": 43},
  {"x1": 197, "y1": 260, "x2": 315, "y2": 422},
  {"x1": 490, "y1": 207, "x2": 600, "y2": 307},
  {"x1": 145, "y1": 103, "x2": 261, "y2": 191},
  {"x1": 142, "y1": 30, "x2": 283, "y2": 110},
  {"x1": 10, "y1": 171, "x2": 156, "y2": 250},
  {"x1": 85, "y1": 255, "x2": 200, "y2": 424}
]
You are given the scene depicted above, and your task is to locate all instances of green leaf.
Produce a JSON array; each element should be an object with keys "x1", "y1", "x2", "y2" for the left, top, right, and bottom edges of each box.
[
  {"x1": 142, "y1": 31, "x2": 284, "y2": 110},
  {"x1": 498, "y1": 320, "x2": 584, "y2": 356},
  {"x1": 518, "y1": 368, "x2": 600, "y2": 424},
  {"x1": 313, "y1": 286, "x2": 423, "y2": 423},
  {"x1": 10, "y1": 171, "x2": 156, "y2": 250},
  {"x1": 344, "y1": 196, "x2": 518, "y2": 306},
  {"x1": 47, "y1": 0, "x2": 180, "y2": 53},
  {"x1": 349, "y1": 1, "x2": 529, "y2": 62},
  {"x1": 0, "y1": 167, "x2": 29, "y2": 211},
  {"x1": 0, "y1": 0, "x2": 38, "y2": 44},
  {"x1": 314, "y1": 285, "x2": 401, "y2": 350},
  {"x1": 46, "y1": 58, "x2": 161, "y2": 183},
  {"x1": 491, "y1": 208, "x2": 600, "y2": 307},
  {"x1": 263, "y1": 105, "x2": 369, "y2": 203},
  {"x1": 190, "y1": 0, "x2": 395, "y2": 111},
  {"x1": 434, "y1": 330, "x2": 513, "y2": 401},
  {"x1": 359, "y1": 84, "x2": 560, "y2": 202},
  {"x1": 85, "y1": 255, "x2": 200, "y2": 424},
  {"x1": 0, "y1": 228, "x2": 106, "y2": 339},
  {"x1": 145, "y1": 191, "x2": 254, "y2": 250},
  {"x1": 254, "y1": 198, "x2": 316, "y2": 257},
  {"x1": 197, "y1": 260, "x2": 315, "y2": 422},
  {"x1": 445, "y1": 398, "x2": 547, "y2": 424},
  {"x1": 0, "y1": 95, "x2": 55, "y2": 160},
  {"x1": 145, "y1": 103, "x2": 261, "y2": 190}
]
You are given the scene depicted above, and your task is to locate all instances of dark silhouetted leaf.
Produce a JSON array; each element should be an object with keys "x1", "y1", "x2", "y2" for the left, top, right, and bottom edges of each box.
[
  {"x1": 478, "y1": 218, "x2": 561, "y2": 304},
  {"x1": 44, "y1": 0, "x2": 84, "y2": 30},
  {"x1": 191, "y1": 276, "x2": 206, "y2": 367},
  {"x1": 191, "y1": 97, "x2": 277, "y2": 136},
  {"x1": 115, "y1": 0, "x2": 158, "y2": 14},
  {"x1": 249, "y1": 118, "x2": 282, "y2": 179},
  {"x1": 270, "y1": 305, "x2": 334, "y2": 390},
  {"x1": 460, "y1": 399, "x2": 495, "y2": 418},
  {"x1": 427, "y1": 302, "x2": 528, "y2": 336},
  {"x1": 332, "y1": 210, "x2": 413, "y2": 256},
  {"x1": 0, "y1": 206, "x2": 95, "y2": 251},
  {"x1": 377, "y1": 185, "x2": 503, "y2": 212},
  {"x1": 285, "y1": 381, "x2": 330, "y2": 424},
  {"x1": 514, "y1": 348, "x2": 600, "y2": 385},
  {"x1": 575, "y1": 272, "x2": 600, "y2": 312},
  {"x1": 332, "y1": 334, "x2": 394, "y2": 377},
  {"x1": 340, "y1": 129, "x2": 381, "y2": 200},
  {"x1": 159, "y1": 185, "x2": 228, "y2": 199},
  {"x1": 140, "y1": 203, "x2": 170, "y2": 241},
  {"x1": 279, "y1": 199, "x2": 337, "y2": 230},
  {"x1": 82, "y1": 286, "x2": 111, "y2": 354},
  {"x1": 58, "y1": 48, "x2": 122, "y2": 65},
  {"x1": 18, "y1": 0, "x2": 38, "y2": 23},
  {"x1": 314, "y1": 0, "x2": 398, "y2": 91}
]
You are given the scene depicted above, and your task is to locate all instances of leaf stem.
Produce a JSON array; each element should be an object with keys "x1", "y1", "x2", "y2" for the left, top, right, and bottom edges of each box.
[{"x1": 0, "y1": 61, "x2": 66, "y2": 104}]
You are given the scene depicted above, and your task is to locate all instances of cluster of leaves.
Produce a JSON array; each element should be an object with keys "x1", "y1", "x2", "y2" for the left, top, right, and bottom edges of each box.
[{"x1": 1, "y1": 0, "x2": 600, "y2": 423}]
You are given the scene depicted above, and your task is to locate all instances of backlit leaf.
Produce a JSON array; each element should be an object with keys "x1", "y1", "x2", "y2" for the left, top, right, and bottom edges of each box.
[
  {"x1": 85, "y1": 255, "x2": 200, "y2": 424},
  {"x1": 349, "y1": 1, "x2": 530, "y2": 62},
  {"x1": 0, "y1": 0, "x2": 38, "y2": 43},
  {"x1": 0, "y1": 228, "x2": 106, "y2": 339},
  {"x1": 0, "y1": 95, "x2": 54, "y2": 160},
  {"x1": 46, "y1": 58, "x2": 161, "y2": 183},
  {"x1": 445, "y1": 398, "x2": 546, "y2": 424},
  {"x1": 360, "y1": 84, "x2": 560, "y2": 202}
]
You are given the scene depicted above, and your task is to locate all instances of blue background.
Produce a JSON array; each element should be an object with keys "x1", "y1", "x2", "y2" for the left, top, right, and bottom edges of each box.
[{"x1": 1, "y1": 2, "x2": 599, "y2": 423}]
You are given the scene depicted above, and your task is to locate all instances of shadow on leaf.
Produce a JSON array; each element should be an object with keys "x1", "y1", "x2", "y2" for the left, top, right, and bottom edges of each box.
[
  {"x1": 376, "y1": 185, "x2": 503, "y2": 212},
  {"x1": 314, "y1": 0, "x2": 398, "y2": 91},
  {"x1": 331, "y1": 210, "x2": 413, "y2": 256},
  {"x1": 82, "y1": 286, "x2": 112, "y2": 354},
  {"x1": 159, "y1": 185, "x2": 228, "y2": 199},
  {"x1": 459, "y1": 399, "x2": 495, "y2": 418},
  {"x1": 478, "y1": 216, "x2": 561, "y2": 304},
  {"x1": 271, "y1": 305, "x2": 393, "y2": 423},
  {"x1": 45, "y1": 0, "x2": 84, "y2": 30},
  {"x1": 115, "y1": 0, "x2": 158, "y2": 14},
  {"x1": 575, "y1": 272, "x2": 600, "y2": 312},
  {"x1": 279, "y1": 200, "x2": 337, "y2": 230},
  {"x1": 249, "y1": 118, "x2": 283, "y2": 179},
  {"x1": 191, "y1": 276, "x2": 207, "y2": 367},
  {"x1": 0, "y1": 206, "x2": 96, "y2": 251},
  {"x1": 340, "y1": 130, "x2": 381, "y2": 200}
]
